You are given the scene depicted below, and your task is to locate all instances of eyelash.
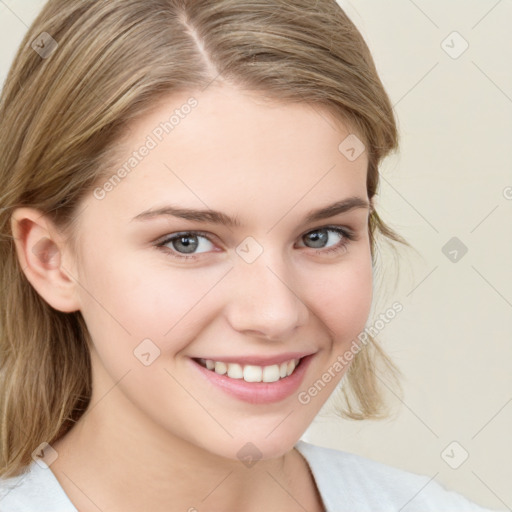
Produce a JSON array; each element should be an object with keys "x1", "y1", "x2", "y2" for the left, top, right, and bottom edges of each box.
[{"x1": 154, "y1": 225, "x2": 357, "y2": 261}]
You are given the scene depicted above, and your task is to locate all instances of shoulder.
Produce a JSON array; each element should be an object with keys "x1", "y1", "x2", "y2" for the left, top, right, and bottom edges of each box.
[
  {"x1": 295, "y1": 440, "x2": 503, "y2": 512},
  {"x1": 0, "y1": 460, "x2": 77, "y2": 511}
]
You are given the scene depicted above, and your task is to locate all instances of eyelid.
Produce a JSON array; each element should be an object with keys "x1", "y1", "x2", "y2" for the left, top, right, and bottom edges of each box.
[
  {"x1": 153, "y1": 224, "x2": 356, "y2": 245},
  {"x1": 296, "y1": 225, "x2": 358, "y2": 252},
  {"x1": 153, "y1": 230, "x2": 216, "y2": 246},
  {"x1": 300, "y1": 223, "x2": 356, "y2": 238}
]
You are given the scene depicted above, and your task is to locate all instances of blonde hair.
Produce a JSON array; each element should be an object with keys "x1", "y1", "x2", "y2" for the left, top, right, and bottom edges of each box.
[{"x1": 0, "y1": 0, "x2": 408, "y2": 478}]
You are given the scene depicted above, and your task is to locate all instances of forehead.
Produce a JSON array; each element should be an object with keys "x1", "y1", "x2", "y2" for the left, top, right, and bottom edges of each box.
[{"x1": 89, "y1": 85, "x2": 369, "y2": 228}]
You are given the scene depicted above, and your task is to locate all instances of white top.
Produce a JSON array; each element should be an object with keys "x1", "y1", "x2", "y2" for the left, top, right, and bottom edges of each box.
[{"x1": 0, "y1": 440, "x2": 503, "y2": 511}]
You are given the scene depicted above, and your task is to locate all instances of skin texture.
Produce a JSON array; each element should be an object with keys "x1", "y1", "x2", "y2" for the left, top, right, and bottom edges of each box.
[{"x1": 12, "y1": 85, "x2": 373, "y2": 512}]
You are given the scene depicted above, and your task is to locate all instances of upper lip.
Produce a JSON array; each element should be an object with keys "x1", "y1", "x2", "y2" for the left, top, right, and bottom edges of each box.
[{"x1": 192, "y1": 351, "x2": 316, "y2": 366}]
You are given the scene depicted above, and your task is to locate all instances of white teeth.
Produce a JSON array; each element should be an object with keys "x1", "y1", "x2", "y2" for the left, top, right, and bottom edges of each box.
[
  {"x1": 287, "y1": 360, "x2": 296, "y2": 376},
  {"x1": 227, "y1": 363, "x2": 243, "y2": 379},
  {"x1": 262, "y1": 364, "x2": 280, "y2": 382},
  {"x1": 214, "y1": 361, "x2": 227, "y2": 375},
  {"x1": 243, "y1": 365, "x2": 262, "y2": 382},
  {"x1": 200, "y1": 358, "x2": 301, "y2": 383}
]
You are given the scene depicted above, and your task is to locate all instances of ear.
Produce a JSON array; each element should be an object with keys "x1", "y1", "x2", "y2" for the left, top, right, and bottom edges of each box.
[{"x1": 10, "y1": 207, "x2": 81, "y2": 313}]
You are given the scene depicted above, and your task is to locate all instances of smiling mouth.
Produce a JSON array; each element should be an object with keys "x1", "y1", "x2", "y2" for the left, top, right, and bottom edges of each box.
[{"x1": 192, "y1": 356, "x2": 304, "y2": 383}]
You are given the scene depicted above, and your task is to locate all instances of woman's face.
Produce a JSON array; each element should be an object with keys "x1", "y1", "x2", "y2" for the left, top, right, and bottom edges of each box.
[{"x1": 69, "y1": 85, "x2": 373, "y2": 460}]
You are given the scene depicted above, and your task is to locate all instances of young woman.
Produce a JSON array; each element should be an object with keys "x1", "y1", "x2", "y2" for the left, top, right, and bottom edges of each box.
[{"x1": 0, "y1": 1, "x2": 503, "y2": 511}]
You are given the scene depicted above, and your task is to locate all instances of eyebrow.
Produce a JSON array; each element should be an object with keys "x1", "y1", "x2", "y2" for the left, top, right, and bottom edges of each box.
[{"x1": 131, "y1": 196, "x2": 370, "y2": 228}]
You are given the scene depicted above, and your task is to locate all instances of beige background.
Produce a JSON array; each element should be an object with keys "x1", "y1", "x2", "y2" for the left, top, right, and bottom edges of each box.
[{"x1": 1, "y1": 1, "x2": 511, "y2": 510}]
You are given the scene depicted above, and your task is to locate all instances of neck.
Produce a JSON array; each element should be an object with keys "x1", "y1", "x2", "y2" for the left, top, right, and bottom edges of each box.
[{"x1": 50, "y1": 392, "x2": 320, "y2": 512}]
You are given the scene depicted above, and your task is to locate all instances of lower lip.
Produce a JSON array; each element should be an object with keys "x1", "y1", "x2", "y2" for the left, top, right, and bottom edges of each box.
[{"x1": 189, "y1": 354, "x2": 315, "y2": 404}]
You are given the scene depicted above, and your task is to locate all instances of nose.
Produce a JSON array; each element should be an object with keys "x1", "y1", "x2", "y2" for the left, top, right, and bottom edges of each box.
[{"x1": 224, "y1": 255, "x2": 309, "y2": 341}]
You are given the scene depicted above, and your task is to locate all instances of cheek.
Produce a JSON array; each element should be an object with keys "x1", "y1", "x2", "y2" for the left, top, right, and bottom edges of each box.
[
  {"x1": 306, "y1": 254, "x2": 373, "y2": 344},
  {"x1": 76, "y1": 248, "x2": 223, "y2": 358}
]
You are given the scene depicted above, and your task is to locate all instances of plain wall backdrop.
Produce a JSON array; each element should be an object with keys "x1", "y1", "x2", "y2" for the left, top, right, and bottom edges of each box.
[{"x1": 1, "y1": 1, "x2": 511, "y2": 510}]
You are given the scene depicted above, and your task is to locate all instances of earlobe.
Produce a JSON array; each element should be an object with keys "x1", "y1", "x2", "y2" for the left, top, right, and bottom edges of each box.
[{"x1": 10, "y1": 207, "x2": 81, "y2": 313}]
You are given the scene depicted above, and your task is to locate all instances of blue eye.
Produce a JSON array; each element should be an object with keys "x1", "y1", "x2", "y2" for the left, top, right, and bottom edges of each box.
[
  {"x1": 156, "y1": 232, "x2": 215, "y2": 259},
  {"x1": 154, "y1": 226, "x2": 356, "y2": 261},
  {"x1": 299, "y1": 226, "x2": 355, "y2": 255}
]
